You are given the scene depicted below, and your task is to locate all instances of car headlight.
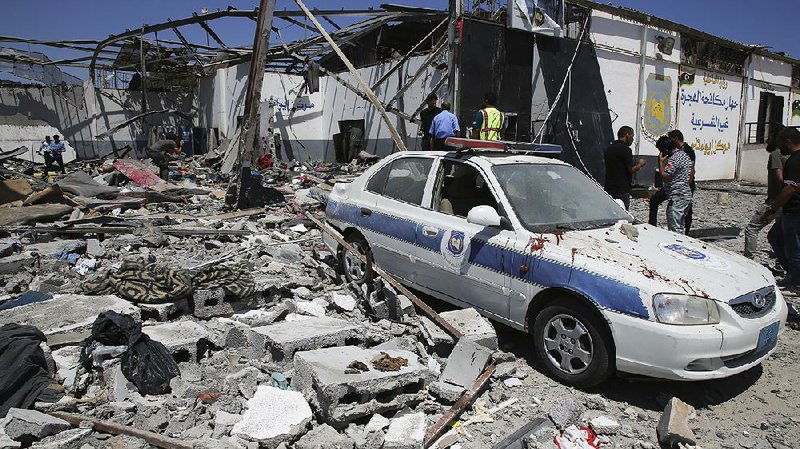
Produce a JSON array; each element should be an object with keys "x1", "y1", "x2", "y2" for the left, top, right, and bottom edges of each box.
[{"x1": 652, "y1": 293, "x2": 720, "y2": 325}]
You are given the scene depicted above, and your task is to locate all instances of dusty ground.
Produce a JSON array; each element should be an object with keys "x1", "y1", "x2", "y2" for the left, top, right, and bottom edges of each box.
[{"x1": 448, "y1": 184, "x2": 799, "y2": 449}]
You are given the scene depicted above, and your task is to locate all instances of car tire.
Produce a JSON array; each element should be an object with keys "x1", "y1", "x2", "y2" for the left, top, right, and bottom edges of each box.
[
  {"x1": 532, "y1": 298, "x2": 614, "y2": 388},
  {"x1": 340, "y1": 232, "x2": 371, "y2": 284}
]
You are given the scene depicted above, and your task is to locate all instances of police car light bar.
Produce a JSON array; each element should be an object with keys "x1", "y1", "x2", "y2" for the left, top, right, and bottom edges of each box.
[{"x1": 444, "y1": 137, "x2": 562, "y2": 156}]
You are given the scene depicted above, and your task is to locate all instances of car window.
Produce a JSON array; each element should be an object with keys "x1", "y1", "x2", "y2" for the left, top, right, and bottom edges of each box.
[
  {"x1": 434, "y1": 160, "x2": 498, "y2": 217},
  {"x1": 368, "y1": 157, "x2": 433, "y2": 206}
]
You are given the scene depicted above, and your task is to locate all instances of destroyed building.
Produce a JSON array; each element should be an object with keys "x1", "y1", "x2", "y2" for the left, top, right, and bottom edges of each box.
[{"x1": 1, "y1": 1, "x2": 800, "y2": 449}]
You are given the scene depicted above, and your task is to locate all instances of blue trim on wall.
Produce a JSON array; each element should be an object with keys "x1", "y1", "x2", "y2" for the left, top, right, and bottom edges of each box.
[{"x1": 327, "y1": 200, "x2": 649, "y2": 319}]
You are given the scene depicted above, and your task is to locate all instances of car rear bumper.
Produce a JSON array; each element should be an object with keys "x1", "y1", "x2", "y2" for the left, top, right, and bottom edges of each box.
[{"x1": 610, "y1": 294, "x2": 788, "y2": 381}]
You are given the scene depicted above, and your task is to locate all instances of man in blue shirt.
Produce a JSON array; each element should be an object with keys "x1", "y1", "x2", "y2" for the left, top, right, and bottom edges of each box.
[
  {"x1": 429, "y1": 102, "x2": 460, "y2": 151},
  {"x1": 44, "y1": 135, "x2": 66, "y2": 175}
]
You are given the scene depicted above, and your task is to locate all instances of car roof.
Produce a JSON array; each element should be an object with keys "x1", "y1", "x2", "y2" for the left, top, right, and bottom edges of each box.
[{"x1": 397, "y1": 151, "x2": 571, "y2": 167}]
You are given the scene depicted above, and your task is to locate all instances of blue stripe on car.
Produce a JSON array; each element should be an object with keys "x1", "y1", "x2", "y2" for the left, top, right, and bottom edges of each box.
[{"x1": 327, "y1": 200, "x2": 648, "y2": 319}]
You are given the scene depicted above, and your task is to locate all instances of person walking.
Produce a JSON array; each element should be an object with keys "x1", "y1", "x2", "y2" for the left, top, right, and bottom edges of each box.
[
  {"x1": 763, "y1": 128, "x2": 800, "y2": 292},
  {"x1": 471, "y1": 92, "x2": 506, "y2": 141},
  {"x1": 744, "y1": 124, "x2": 788, "y2": 259},
  {"x1": 419, "y1": 93, "x2": 442, "y2": 151},
  {"x1": 657, "y1": 135, "x2": 693, "y2": 234},
  {"x1": 429, "y1": 102, "x2": 460, "y2": 151},
  {"x1": 603, "y1": 126, "x2": 646, "y2": 209}
]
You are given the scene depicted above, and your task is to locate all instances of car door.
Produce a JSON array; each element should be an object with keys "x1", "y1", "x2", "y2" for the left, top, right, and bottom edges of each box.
[
  {"x1": 359, "y1": 155, "x2": 436, "y2": 282},
  {"x1": 413, "y1": 158, "x2": 515, "y2": 319}
]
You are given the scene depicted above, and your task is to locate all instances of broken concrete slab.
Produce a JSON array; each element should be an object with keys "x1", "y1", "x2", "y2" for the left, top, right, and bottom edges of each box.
[
  {"x1": 331, "y1": 293, "x2": 357, "y2": 312},
  {"x1": 0, "y1": 179, "x2": 32, "y2": 205},
  {"x1": 231, "y1": 385, "x2": 312, "y2": 447},
  {"x1": 85, "y1": 239, "x2": 105, "y2": 258},
  {"x1": 383, "y1": 412, "x2": 426, "y2": 449},
  {"x1": 250, "y1": 316, "x2": 363, "y2": 364},
  {"x1": 589, "y1": 416, "x2": 620, "y2": 435},
  {"x1": 29, "y1": 427, "x2": 91, "y2": 449},
  {"x1": 0, "y1": 253, "x2": 36, "y2": 275},
  {"x1": 3, "y1": 409, "x2": 70, "y2": 443},
  {"x1": 548, "y1": 397, "x2": 585, "y2": 429},
  {"x1": 429, "y1": 380, "x2": 465, "y2": 404},
  {"x1": 212, "y1": 411, "x2": 242, "y2": 439},
  {"x1": 292, "y1": 346, "x2": 430, "y2": 426},
  {"x1": 294, "y1": 424, "x2": 355, "y2": 449},
  {"x1": 139, "y1": 298, "x2": 191, "y2": 322},
  {"x1": 439, "y1": 338, "x2": 491, "y2": 389},
  {"x1": 419, "y1": 308, "x2": 498, "y2": 353},
  {"x1": 0, "y1": 204, "x2": 74, "y2": 226},
  {"x1": 50, "y1": 346, "x2": 81, "y2": 391},
  {"x1": 0, "y1": 294, "x2": 139, "y2": 347},
  {"x1": 192, "y1": 288, "x2": 234, "y2": 319},
  {"x1": 656, "y1": 397, "x2": 696, "y2": 446},
  {"x1": 364, "y1": 414, "x2": 390, "y2": 433},
  {"x1": 142, "y1": 320, "x2": 210, "y2": 363}
]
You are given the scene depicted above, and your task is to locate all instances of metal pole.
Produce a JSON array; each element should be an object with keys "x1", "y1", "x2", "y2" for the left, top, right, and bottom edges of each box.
[
  {"x1": 447, "y1": 0, "x2": 463, "y2": 115},
  {"x1": 140, "y1": 26, "x2": 148, "y2": 115},
  {"x1": 633, "y1": 19, "x2": 649, "y2": 156},
  {"x1": 735, "y1": 52, "x2": 753, "y2": 181},
  {"x1": 294, "y1": 0, "x2": 408, "y2": 152},
  {"x1": 235, "y1": 0, "x2": 276, "y2": 207}
]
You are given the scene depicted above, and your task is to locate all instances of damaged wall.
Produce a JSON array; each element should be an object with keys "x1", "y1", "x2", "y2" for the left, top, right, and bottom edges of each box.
[{"x1": 0, "y1": 81, "x2": 197, "y2": 160}]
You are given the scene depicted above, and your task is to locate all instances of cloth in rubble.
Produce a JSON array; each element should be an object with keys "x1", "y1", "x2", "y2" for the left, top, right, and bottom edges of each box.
[
  {"x1": 79, "y1": 311, "x2": 180, "y2": 396},
  {"x1": 81, "y1": 258, "x2": 255, "y2": 303},
  {"x1": 0, "y1": 324, "x2": 63, "y2": 417}
]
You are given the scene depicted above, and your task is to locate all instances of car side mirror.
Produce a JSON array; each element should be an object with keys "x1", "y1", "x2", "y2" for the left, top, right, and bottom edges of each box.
[{"x1": 467, "y1": 205, "x2": 502, "y2": 227}]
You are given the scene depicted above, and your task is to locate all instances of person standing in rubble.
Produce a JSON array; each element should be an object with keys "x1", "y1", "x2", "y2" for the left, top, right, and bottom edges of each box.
[
  {"x1": 471, "y1": 92, "x2": 506, "y2": 141},
  {"x1": 43, "y1": 135, "x2": 67, "y2": 176},
  {"x1": 603, "y1": 126, "x2": 646, "y2": 209},
  {"x1": 147, "y1": 134, "x2": 183, "y2": 180},
  {"x1": 744, "y1": 124, "x2": 788, "y2": 259},
  {"x1": 419, "y1": 93, "x2": 442, "y2": 151},
  {"x1": 657, "y1": 135, "x2": 693, "y2": 234},
  {"x1": 429, "y1": 102, "x2": 460, "y2": 151},
  {"x1": 649, "y1": 129, "x2": 696, "y2": 233}
]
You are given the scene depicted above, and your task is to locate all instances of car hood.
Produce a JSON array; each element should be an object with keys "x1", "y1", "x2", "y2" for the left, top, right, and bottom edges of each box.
[{"x1": 538, "y1": 222, "x2": 774, "y2": 303}]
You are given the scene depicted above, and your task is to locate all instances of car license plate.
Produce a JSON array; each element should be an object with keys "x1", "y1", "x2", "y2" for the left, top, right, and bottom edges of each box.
[{"x1": 756, "y1": 321, "x2": 780, "y2": 353}]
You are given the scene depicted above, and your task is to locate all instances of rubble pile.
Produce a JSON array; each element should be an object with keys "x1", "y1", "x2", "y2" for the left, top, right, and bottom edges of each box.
[{"x1": 0, "y1": 156, "x2": 798, "y2": 449}]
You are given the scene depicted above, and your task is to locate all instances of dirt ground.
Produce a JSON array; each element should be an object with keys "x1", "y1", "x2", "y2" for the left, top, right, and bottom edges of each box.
[{"x1": 452, "y1": 184, "x2": 799, "y2": 449}]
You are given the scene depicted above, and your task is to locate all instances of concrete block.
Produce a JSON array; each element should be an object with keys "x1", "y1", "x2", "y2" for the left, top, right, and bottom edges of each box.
[
  {"x1": 212, "y1": 411, "x2": 242, "y2": 439},
  {"x1": 106, "y1": 364, "x2": 133, "y2": 402},
  {"x1": 440, "y1": 338, "x2": 491, "y2": 389},
  {"x1": 3, "y1": 409, "x2": 70, "y2": 443},
  {"x1": 295, "y1": 301, "x2": 326, "y2": 317},
  {"x1": 429, "y1": 381, "x2": 465, "y2": 404},
  {"x1": 193, "y1": 288, "x2": 234, "y2": 319},
  {"x1": 206, "y1": 318, "x2": 264, "y2": 359},
  {"x1": 0, "y1": 294, "x2": 139, "y2": 347},
  {"x1": 294, "y1": 424, "x2": 355, "y2": 449},
  {"x1": 250, "y1": 316, "x2": 362, "y2": 364},
  {"x1": 657, "y1": 398, "x2": 696, "y2": 446},
  {"x1": 85, "y1": 239, "x2": 105, "y2": 258},
  {"x1": 419, "y1": 308, "x2": 498, "y2": 353},
  {"x1": 292, "y1": 346, "x2": 430, "y2": 426},
  {"x1": 364, "y1": 414, "x2": 390, "y2": 433},
  {"x1": 139, "y1": 298, "x2": 190, "y2": 322},
  {"x1": 547, "y1": 397, "x2": 585, "y2": 429},
  {"x1": 383, "y1": 412, "x2": 426, "y2": 449},
  {"x1": 589, "y1": 416, "x2": 620, "y2": 435},
  {"x1": 0, "y1": 253, "x2": 36, "y2": 275},
  {"x1": 30, "y1": 427, "x2": 92, "y2": 449},
  {"x1": 231, "y1": 385, "x2": 312, "y2": 447},
  {"x1": 331, "y1": 293, "x2": 357, "y2": 312},
  {"x1": 142, "y1": 320, "x2": 211, "y2": 363}
]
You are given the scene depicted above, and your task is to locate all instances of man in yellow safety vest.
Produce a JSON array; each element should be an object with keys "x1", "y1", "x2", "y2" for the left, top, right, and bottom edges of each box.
[{"x1": 471, "y1": 92, "x2": 506, "y2": 140}]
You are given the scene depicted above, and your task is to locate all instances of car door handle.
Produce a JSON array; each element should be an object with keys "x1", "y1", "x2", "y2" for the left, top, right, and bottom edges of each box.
[
  {"x1": 360, "y1": 207, "x2": 372, "y2": 216},
  {"x1": 422, "y1": 226, "x2": 439, "y2": 237}
]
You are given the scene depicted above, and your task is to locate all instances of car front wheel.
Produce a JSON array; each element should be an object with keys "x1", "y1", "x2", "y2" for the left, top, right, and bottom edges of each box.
[
  {"x1": 341, "y1": 233, "x2": 371, "y2": 284},
  {"x1": 532, "y1": 299, "x2": 614, "y2": 388}
]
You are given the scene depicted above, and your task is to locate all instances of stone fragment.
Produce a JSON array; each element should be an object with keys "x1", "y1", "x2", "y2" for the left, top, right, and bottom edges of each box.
[
  {"x1": 294, "y1": 424, "x2": 355, "y2": 449},
  {"x1": 440, "y1": 338, "x2": 491, "y2": 389},
  {"x1": 331, "y1": 293, "x2": 357, "y2": 312},
  {"x1": 589, "y1": 416, "x2": 620, "y2": 435},
  {"x1": 292, "y1": 346, "x2": 430, "y2": 426},
  {"x1": 139, "y1": 299, "x2": 191, "y2": 322},
  {"x1": 85, "y1": 239, "x2": 105, "y2": 258},
  {"x1": 142, "y1": 320, "x2": 210, "y2": 363},
  {"x1": 547, "y1": 397, "x2": 585, "y2": 429},
  {"x1": 383, "y1": 412, "x2": 426, "y2": 449},
  {"x1": 231, "y1": 386, "x2": 312, "y2": 447},
  {"x1": 295, "y1": 301, "x2": 326, "y2": 317},
  {"x1": 250, "y1": 316, "x2": 362, "y2": 364},
  {"x1": 656, "y1": 398, "x2": 696, "y2": 446},
  {"x1": 212, "y1": 411, "x2": 242, "y2": 439},
  {"x1": 419, "y1": 308, "x2": 498, "y2": 354},
  {"x1": 429, "y1": 381, "x2": 465, "y2": 404},
  {"x1": 192, "y1": 288, "x2": 234, "y2": 319},
  {"x1": 0, "y1": 253, "x2": 36, "y2": 275},
  {"x1": 3, "y1": 409, "x2": 71, "y2": 443},
  {"x1": 30, "y1": 427, "x2": 92, "y2": 449},
  {"x1": 364, "y1": 414, "x2": 390, "y2": 433}
]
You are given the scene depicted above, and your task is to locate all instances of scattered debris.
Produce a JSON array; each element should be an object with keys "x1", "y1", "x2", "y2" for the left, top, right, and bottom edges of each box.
[
  {"x1": 656, "y1": 397, "x2": 696, "y2": 447},
  {"x1": 371, "y1": 351, "x2": 409, "y2": 372}
]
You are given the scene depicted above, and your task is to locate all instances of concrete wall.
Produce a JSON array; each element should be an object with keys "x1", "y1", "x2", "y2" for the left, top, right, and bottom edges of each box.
[{"x1": 0, "y1": 81, "x2": 196, "y2": 160}]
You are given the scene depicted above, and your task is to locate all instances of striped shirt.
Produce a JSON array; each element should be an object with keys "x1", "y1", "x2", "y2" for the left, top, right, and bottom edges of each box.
[{"x1": 664, "y1": 150, "x2": 693, "y2": 200}]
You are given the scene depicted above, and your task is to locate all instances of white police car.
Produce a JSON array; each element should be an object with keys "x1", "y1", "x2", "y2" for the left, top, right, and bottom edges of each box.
[{"x1": 322, "y1": 138, "x2": 788, "y2": 387}]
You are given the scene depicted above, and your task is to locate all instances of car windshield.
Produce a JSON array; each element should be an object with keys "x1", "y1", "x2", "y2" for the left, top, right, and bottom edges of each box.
[{"x1": 493, "y1": 163, "x2": 632, "y2": 232}]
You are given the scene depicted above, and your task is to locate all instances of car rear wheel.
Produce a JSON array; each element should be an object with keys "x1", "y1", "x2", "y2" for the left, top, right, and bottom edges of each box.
[
  {"x1": 532, "y1": 299, "x2": 614, "y2": 388},
  {"x1": 341, "y1": 233, "x2": 370, "y2": 284}
]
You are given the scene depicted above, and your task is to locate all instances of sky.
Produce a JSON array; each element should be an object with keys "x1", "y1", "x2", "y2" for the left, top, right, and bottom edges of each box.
[{"x1": 1, "y1": 0, "x2": 798, "y2": 80}]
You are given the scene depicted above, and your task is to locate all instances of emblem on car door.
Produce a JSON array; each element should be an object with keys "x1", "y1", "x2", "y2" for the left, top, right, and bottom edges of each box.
[{"x1": 441, "y1": 230, "x2": 470, "y2": 271}]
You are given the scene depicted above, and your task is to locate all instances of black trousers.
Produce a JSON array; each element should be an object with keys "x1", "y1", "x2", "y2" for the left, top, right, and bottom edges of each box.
[
  {"x1": 43, "y1": 153, "x2": 65, "y2": 175},
  {"x1": 649, "y1": 188, "x2": 693, "y2": 234}
]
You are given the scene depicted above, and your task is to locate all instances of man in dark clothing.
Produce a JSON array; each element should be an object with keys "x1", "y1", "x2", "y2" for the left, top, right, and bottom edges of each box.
[
  {"x1": 146, "y1": 135, "x2": 183, "y2": 180},
  {"x1": 763, "y1": 127, "x2": 800, "y2": 292},
  {"x1": 649, "y1": 129, "x2": 695, "y2": 233},
  {"x1": 419, "y1": 93, "x2": 442, "y2": 151},
  {"x1": 745, "y1": 124, "x2": 788, "y2": 258},
  {"x1": 43, "y1": 135, "x2": 67, "y2": 176},
  {"x1": 603, "y1": 126, "x2": 646, "y2": 209}
]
